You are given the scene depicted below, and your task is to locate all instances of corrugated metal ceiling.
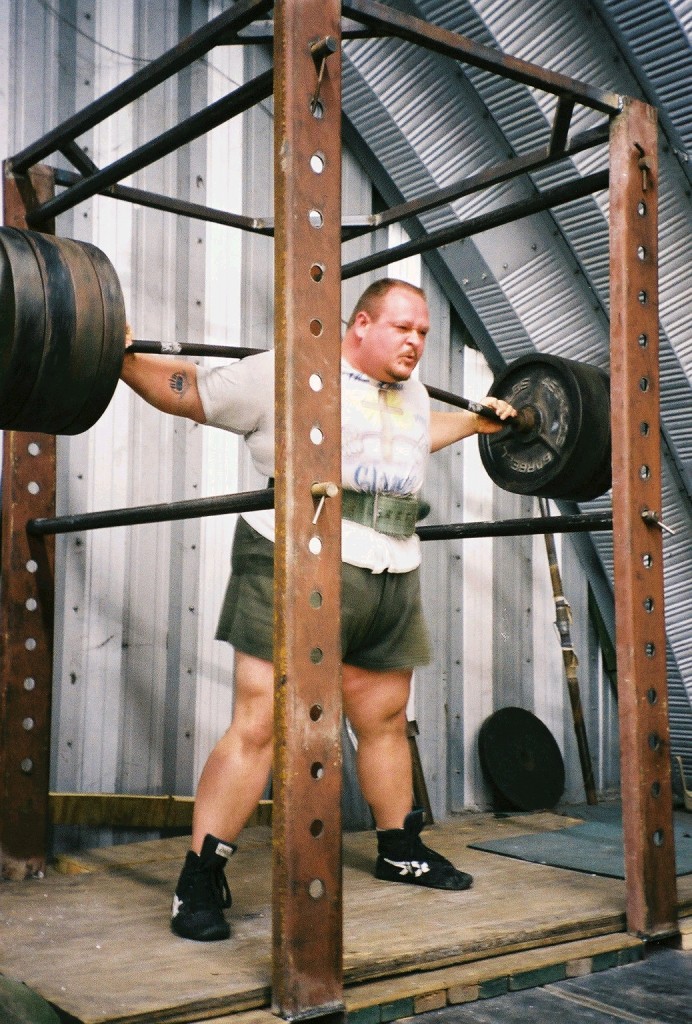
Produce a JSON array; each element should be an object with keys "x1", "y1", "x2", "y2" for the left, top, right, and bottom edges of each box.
[{"x1": 341, "y1": 0, "x2": 692, "y2": 762}]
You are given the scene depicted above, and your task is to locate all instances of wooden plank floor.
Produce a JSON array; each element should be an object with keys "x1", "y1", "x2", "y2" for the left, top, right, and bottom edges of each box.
[{"x1": 1, "y1": 810, "x2": 691, "y2": 1024}]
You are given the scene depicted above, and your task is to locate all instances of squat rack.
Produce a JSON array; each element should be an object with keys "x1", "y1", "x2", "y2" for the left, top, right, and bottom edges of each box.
[{"x1": 0, "y1": 1, "x2": 677, "y2": 1020}]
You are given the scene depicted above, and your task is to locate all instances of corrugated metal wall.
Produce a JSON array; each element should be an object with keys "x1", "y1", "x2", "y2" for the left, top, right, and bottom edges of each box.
[{"x1": 1, "y1": 0, "x2": 625, "y2": 854}]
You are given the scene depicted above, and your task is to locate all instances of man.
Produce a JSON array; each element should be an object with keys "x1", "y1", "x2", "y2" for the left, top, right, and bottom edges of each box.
[{"x1": 121, "y1": 279, "x2": 515, "y2": 942}]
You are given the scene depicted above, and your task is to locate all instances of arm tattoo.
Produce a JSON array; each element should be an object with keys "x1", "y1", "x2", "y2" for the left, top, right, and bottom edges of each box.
[{"x1": 169, "y1": 371, "x2": 190, "y2": 397}]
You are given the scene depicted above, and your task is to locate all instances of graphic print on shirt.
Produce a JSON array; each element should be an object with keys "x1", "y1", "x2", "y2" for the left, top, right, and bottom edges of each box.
[{"x1": 341, "y1": 366, "x2": 429, "y2": 497}]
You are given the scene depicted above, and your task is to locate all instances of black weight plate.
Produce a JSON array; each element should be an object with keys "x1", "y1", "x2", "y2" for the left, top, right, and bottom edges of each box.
[
  {"x1": 540, "y1": 362, "x2": 611, "y2": 502},
  {"x1": 478, "y1": 354, "x2": 611, "y2": 502},
  {"x1": 0, "y1": 228, "x2": 47, "y2": 427},
  {"x1": 479, "y1": 354, "x2": 584, "y2": 498},
  {"x1": 478, "y1": 706, "x2": 565, "y2": 811},
  {"x1": 62, "y1": 239, "x2": 125, "y2": 435},
  {"x1": 10, "y1": 230, "x2": 81, "y2": 433}
]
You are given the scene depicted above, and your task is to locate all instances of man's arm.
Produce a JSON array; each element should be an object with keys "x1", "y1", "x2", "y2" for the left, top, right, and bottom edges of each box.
[
  {"x1": 120, "y1": 336, "x2": 207, "y2": 423},
  {"x1": 429, "y1": 398, "x2": 516, "y2": 452}
]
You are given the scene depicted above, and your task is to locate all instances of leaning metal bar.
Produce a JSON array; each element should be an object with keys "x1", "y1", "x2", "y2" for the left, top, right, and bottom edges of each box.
[
  {"x1": 609, "y1": 99, "x2": 677, "y2": 937},
  {"x1": 26, "y1": 489, "x2": 275, "y2": 537},
  {"x1": 342, "y1": 0, "x2": 622, "y2": 114},
  {"x1": 273, "y1": 0, "x2": 344, "y2": 1018},
  {"x1": 342, "y1": 124, "x2": 610, "y2": 241},
  {"x1": 342, "y1": 170, "x2": 609, "y2": 280},
  {"x1": 0, "y1": 165, "x2": 57, "y2": 875},
  {"x1": 7, "y1": 0, "x2": 274, "y2": 174},
  {"x1": 27, "y1": 71, "x2": 274, "y2": 227},
  {"x1": 417, "y1": 513, "x2": 613, "y2": 541},
  {"x1": 52, "y1": 168, "x2": 274, "y2": 236}
]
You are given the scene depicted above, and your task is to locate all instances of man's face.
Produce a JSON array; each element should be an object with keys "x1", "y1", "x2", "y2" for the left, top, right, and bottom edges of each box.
[{"x1": 352, "y1": 287, "x2": 430, "y2": 383}]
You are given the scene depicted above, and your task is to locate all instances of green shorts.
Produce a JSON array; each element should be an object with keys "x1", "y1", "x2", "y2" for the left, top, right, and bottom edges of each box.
[{"x1": 216, "y1": 517, "x2": 431, "y2": 671}]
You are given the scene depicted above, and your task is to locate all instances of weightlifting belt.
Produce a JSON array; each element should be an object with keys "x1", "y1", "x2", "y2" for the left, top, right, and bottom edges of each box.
[{"x1": 341, "y1": 490, "x2": 422, "y2": 538}]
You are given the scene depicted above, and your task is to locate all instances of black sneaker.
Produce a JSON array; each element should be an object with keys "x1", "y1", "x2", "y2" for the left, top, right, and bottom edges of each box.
[
  {"x1": 375, "y1": 809, "x2": 473, "y2": 891},
  {"x1": 171, "y1": 834, "x2": 235, "y2": 941}
]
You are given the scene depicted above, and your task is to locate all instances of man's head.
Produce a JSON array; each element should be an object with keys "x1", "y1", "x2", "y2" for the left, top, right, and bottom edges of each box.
[{"x1": 342, "y1": 279, "x2": 429, "y2": 384}]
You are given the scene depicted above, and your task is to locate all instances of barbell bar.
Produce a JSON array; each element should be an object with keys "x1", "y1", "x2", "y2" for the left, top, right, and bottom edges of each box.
[{"x1": 0, "y1": 228, "x2": 612, "y2": 503}]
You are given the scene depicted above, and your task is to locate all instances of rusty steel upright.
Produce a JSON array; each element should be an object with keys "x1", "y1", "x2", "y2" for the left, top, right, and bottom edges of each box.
[
  {"x1": 272, "y1": 1, "x2": 344, "y2": 1019},
  {"x1": 0, "y1": 165, "x2": 57, "y2": 877},
  {"x1": 609, "y1": 99, "x2": 678, "y2": 938}
]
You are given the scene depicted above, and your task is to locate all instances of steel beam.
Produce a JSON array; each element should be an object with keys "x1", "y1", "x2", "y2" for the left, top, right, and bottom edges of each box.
[
  {"x1": 342, "y1": 170, "x2": 609, "y2": 280},
  {"x1": 342, "y1": 0, "x2": 622, "y2": 114},
  {"x1": 609, "y1": 99, "x2": 678, "y2": 937},
  {"x1": 27, "y1": 71, "x2": 274, "y2": 227},
  {"x1": 8, "y1": 0, "x2": 274, "y2": 174},
  {"x1": 272, "y1": 1, "x2": 345, "y2": 1020},
  {"x1": 0, "y1": 166, "x2": 57, "y2": 876}
]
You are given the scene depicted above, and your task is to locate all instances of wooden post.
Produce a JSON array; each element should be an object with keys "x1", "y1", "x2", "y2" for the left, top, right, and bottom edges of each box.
[
  {"x1": 609, "y1": 98, "x2": 678, "y2": 938},
  {"x1": 272, "y1": 0, "x2": 344, "y2": 1019}
]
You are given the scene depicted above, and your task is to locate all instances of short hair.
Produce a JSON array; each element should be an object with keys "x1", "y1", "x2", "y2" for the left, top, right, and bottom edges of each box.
[{"x1": 346, "y1": 279, "x2": 427, "y2": 329}]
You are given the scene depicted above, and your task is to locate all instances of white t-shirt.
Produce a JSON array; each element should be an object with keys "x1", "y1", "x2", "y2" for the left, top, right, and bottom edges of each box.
[{"x1": 197, "y1": 352, "x2": 430, "y2": 573}]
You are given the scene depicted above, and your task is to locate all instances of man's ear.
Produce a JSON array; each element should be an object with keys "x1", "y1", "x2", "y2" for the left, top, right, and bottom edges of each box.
[{"x1": 352, "y1": 309, "x2": 370, "y2": 339}]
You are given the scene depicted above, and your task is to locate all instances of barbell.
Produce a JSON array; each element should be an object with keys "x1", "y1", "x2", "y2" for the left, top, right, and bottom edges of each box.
[{"x1": 0, "y1": 229, "x2": 611, "y2": 502}]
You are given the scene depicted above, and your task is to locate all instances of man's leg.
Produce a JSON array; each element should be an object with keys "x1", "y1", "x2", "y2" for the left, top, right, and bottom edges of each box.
[
  {"x1": 172, "y1": 651, "x2": 273, "y2": 941},
  {"x1": 343, "y1": 663, "x2": 472, "y2": 892},
  {"x1": 342, "y1": 664, "x2": 413, "y2": 829},
  {"x1": 192, "y1": 650, "x2": 274, "y2": 852}
]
